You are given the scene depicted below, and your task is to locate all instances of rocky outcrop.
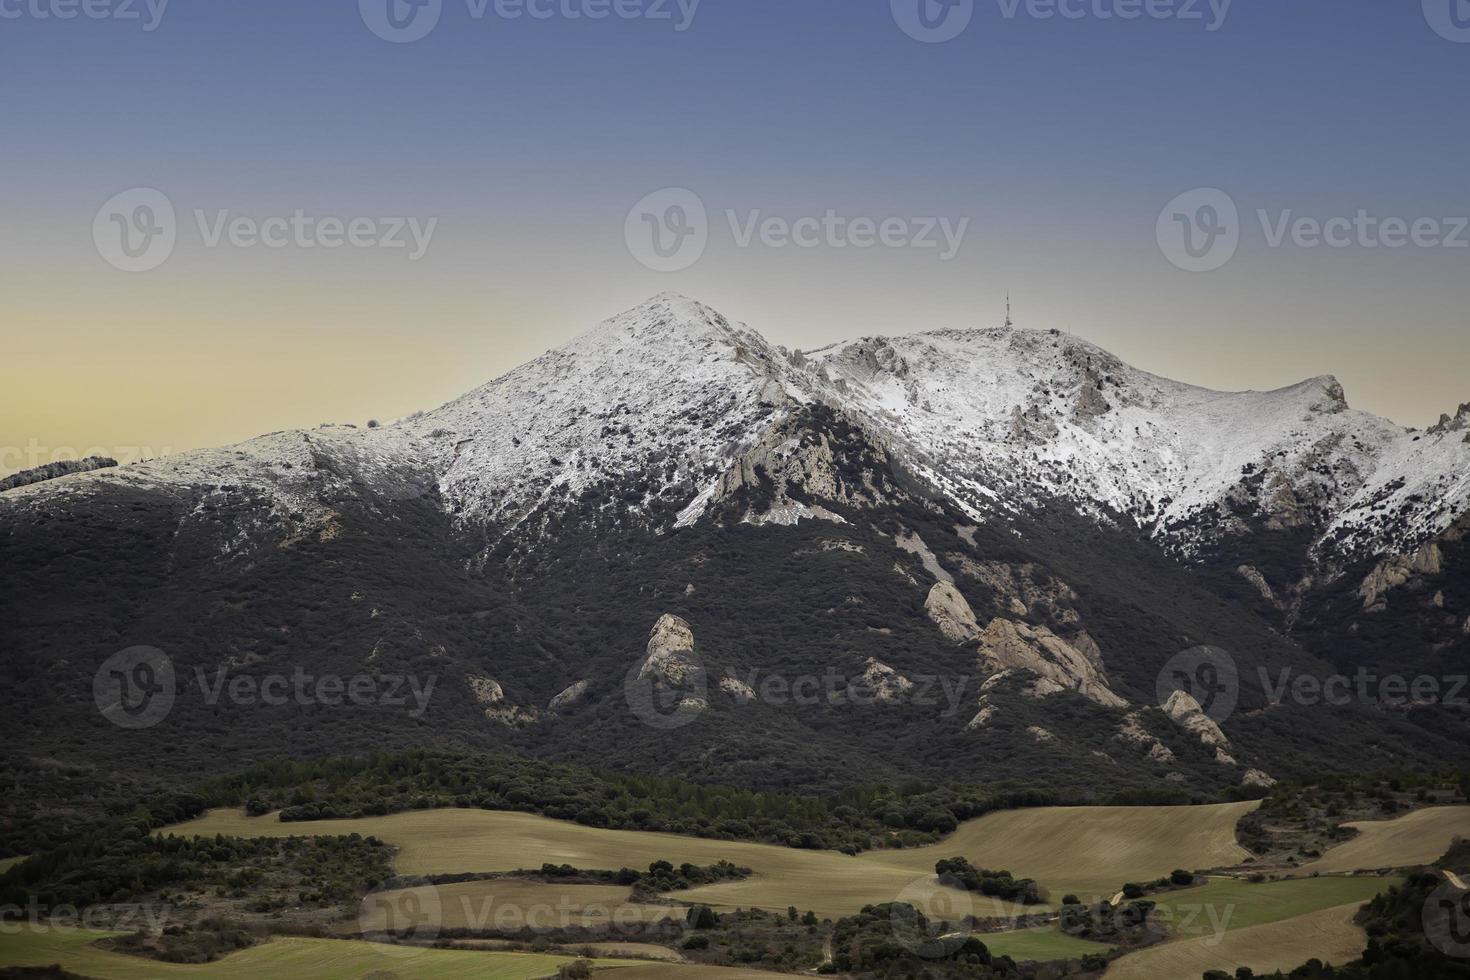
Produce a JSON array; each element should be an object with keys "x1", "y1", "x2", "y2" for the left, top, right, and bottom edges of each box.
[
  {"x1": 1242, "y1": 769, "x2": 1277, "y2": 788},
  {"x1": 703, "y1": 417, "x2": 887, "y2": 526},
  {"x1": 925, "y1": 581, "x2": 980, "y2": 642},
  {"x1": 1237, "y1": 565, "x2": 1278, "y2": 606},
  {"x1": 1027, "y1": 725, "x2": 1058, "y2": 743},
  {"x1": 949, "y1": 557, "x2": 1087, "y2": 631},
  {"x1": 549, "y1": 680, "x2": 590, "y2": 713},
  {"x1": 1117, "y1": 712, "x2": 1174, "y2": 762},
  {"x1": 467, "y1": 674, "x2": 540, "y2": 727},
  {"x1": 976, "y1": 619, "x2": 1126, "y2": 708},
  {"x1": 896, "y1": 531, "x2": 952, "y2": 584},
  {"x1": 1428, "y1": 402, "x2": 1470, "y2": 436},
  {"x1": 1162, "y1": 690, "x2": 1230, "y2": 753},
  {"x1": 638, "y1": 614, "x2": 701, "y2": 685},
  {"x1": 966, "y1": 700, "x2": 998, "y2": 731},
  {"x1": 1358, "y1": 541, "x2": 1443, "y2": 609},
  {"x1": 719, "y1": 676, "x2": 756, "y2": 704},
  {"x1": 850, "y1": 658, "x2": 914, "y2": 703}
]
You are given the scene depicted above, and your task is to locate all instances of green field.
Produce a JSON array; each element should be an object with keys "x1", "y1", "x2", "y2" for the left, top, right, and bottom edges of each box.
[
  {"x1": 1149, "y1": 874, "x2": 1396, "y2": 938},
  {"x1": 981, "y1": 925, "x2": 1113, "y2": 961},
  {"x1": 0, "y1": 926, "x2": 631, "y2": 980},
  {"x1": 169, "y1": 800, "x2": 1258, "y2": 919}
]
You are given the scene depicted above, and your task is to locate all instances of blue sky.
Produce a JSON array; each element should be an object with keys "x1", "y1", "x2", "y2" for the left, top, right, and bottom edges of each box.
[{"x1": 2, "y1": 0, "x2": 1468, "y2": 469}]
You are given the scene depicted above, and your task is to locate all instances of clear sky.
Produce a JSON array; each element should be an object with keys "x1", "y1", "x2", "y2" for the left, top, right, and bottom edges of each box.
[{"x1": 3, "y1": 1, "x2": 1467, "y2": 475}]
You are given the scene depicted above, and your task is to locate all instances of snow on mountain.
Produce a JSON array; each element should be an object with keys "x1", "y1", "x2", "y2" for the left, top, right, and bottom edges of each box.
[
  {"x1": 6, "y1": 293, "x2": 1467, "y2": 564},
  {"x1": 400, "y1": 292, "x2": 794, "y2": 530},
  {"x1": 807, "y1": 326, "x2": 1470, "y2": 557}
]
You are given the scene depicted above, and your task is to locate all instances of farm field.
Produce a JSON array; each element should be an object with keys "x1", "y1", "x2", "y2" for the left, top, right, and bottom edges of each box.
[
  {"x1": 979, "y1": 925, "x2": 1113, "y2": 961},
  {"x1": 361, "y1": 878, "x2": 682, "y2": 932},
  {"x1": 1148, "y1": 874, "x2": 1395, "y2": 937},
  {"x1": 0, "y1": 856, "x2": 25, "y2": 874},
  {"x1": 1297, "y1": 805, "x2": 1470, "y2": 875},
  {"x1": 860, "y1": 801, "x2": 1258, "y2": 903},
  {"x1": 590, "y1": 965, "x2": 798, "y2": 979},
  {"x1": 1104, "y1": 900, "x2": 1368, "y2": 980},
  {"x1": 0, "y1": 926, "x2": 632, "y2": 980},
  {"x1": 169, "y1": 800, "x2": 1259, "y2": 919}
]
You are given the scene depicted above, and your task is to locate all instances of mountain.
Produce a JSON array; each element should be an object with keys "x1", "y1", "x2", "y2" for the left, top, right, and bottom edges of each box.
[{"x1": 3, "y1": 293, "x2": 1468, "y2": 848}]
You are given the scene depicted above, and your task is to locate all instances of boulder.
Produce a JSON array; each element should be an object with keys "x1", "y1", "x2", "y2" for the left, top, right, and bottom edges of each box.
[
  {"x1": 925, "y1": 581, "x2": 981, "y2": 642},
  {"x1": 977, "y1": 618, "x2": 1126, "y2": 708}
]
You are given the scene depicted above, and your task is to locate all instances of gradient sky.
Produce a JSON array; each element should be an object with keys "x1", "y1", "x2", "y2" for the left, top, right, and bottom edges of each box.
[{"x1": 3, "y1": 1, "x2": 1468, "y2": 476}]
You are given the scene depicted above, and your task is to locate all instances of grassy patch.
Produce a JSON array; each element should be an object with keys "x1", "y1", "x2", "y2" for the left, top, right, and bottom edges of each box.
[
  {"x1": 1149, "y1": 875, "x2": 1396, "y2": 938},
  {"x1": 0, "y1": 926, "x2": 629, "y2": 980}
]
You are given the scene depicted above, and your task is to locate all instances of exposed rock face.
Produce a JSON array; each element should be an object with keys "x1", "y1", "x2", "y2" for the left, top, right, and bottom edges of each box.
[
  {"x1": 850, "y1": 658, "x2": 914, "y2": 703},
  {"x1": 1117, "y1": 712, "x2": 1174, "y2": 762},
  {"x1": 1359, "y1": 541, "x2": 1443, "y2": 609},
  {"x1": 719, "y1": 676, "x2": 756, "y2": 703},
  {"x1": 467, "y1": 674, "x2": 540, "y2": 727},
  {"x1": 896, "y1": 531, "x2": 952, "y2": 583},
  {"x1": 976, "y1": 619, "x2": 1126, "y2": 708},
  {"x1": 1428, "y1": 402, "x2": 1470, "y2": 436},
  {"x1": 966, "y1": 700, "x2": 997, "y2": 731},
  {"x1": 1027, "y1": 725, "x2": 1058, "y2": 743},
  {"x1": 549, "y1": 680, "x2": 590, "y2": 713},
  {"x1": 698, "y1": 416, "x2": 886, "y2": 526},
  {"x1": 638, "y1": 614, "x2": 701, "y2": 685},
  {"x1": 949, "y1": 557, "x2": 1094, "y2": 640},
  {"x1": 1242, "y1": 769, "x2": 1277, "y2": 788},
  {"x1": 1162, "y1": 690, "x2": 1229, "y2": 750},
  {"x1": 1149, "y1": 742, "x2": 1177, "y2": 763},
  {"x1": 925, "y1": 581, "x2": 980, "y2": 642},
  {"x1": 1074, "y1": 379, "x2": 1111, "y2": 421},
  {"x1": 1237, "y1": 565, "x2": 1278, "y2": 606}
]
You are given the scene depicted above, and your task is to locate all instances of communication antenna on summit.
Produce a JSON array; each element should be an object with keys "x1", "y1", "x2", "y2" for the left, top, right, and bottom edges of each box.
[{"x1": 1004, "y1": 292, "x2": 1013, "y2": 329}]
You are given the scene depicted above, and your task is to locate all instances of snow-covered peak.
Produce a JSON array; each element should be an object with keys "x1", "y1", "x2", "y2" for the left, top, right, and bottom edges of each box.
[
  {"x1": 6, "y1": 295, "x2": 1466, "y2": 563},
  {"x1": 398, "y1": 293, "x2": 794, "y2": 529}
]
